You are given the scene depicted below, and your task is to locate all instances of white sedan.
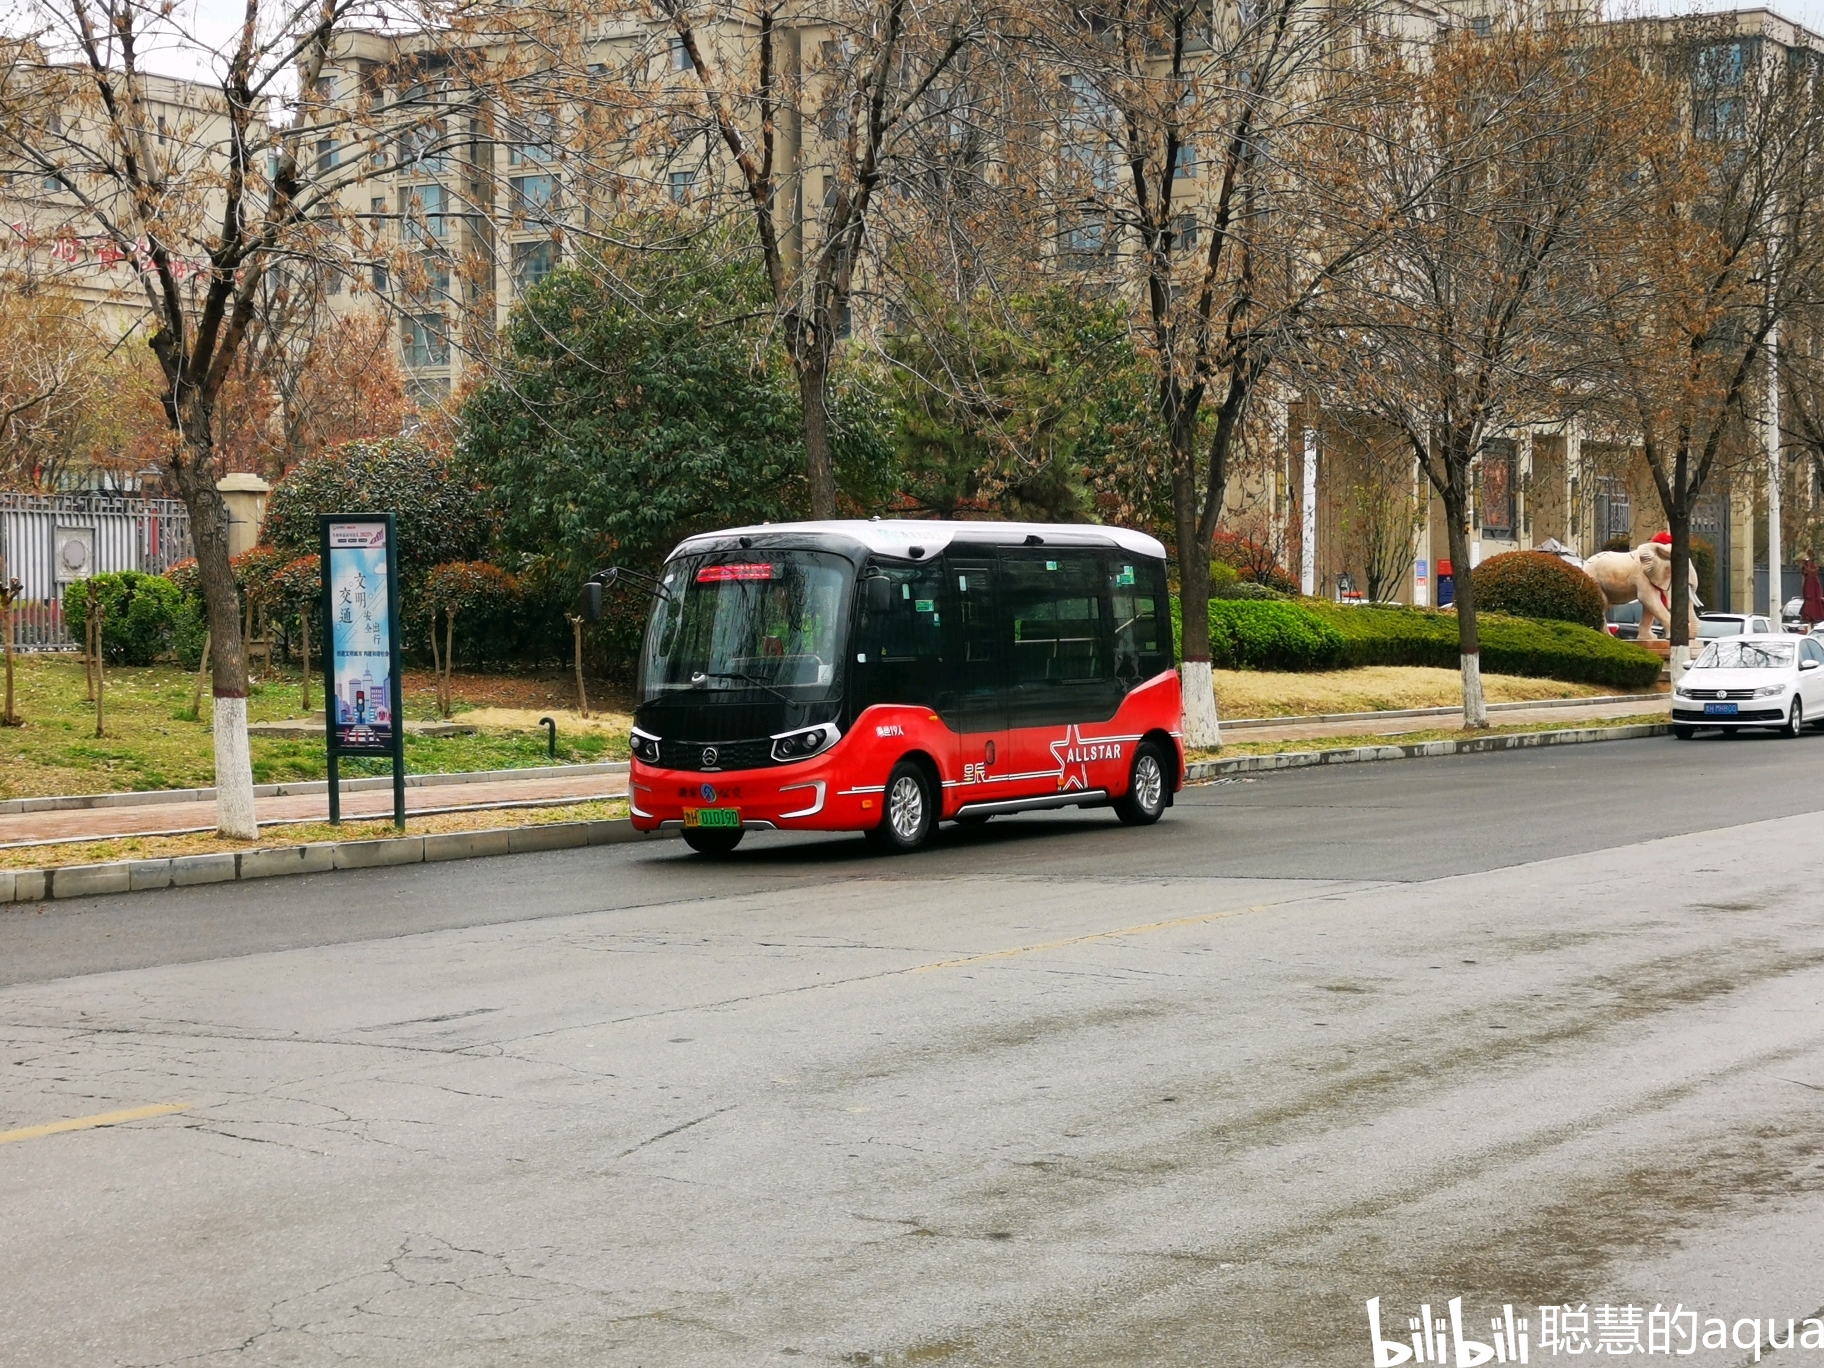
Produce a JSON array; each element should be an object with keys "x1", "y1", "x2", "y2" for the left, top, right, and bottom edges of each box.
[{"x1": 1672, "y1": 634, "x2": 1824, "y2": 739}]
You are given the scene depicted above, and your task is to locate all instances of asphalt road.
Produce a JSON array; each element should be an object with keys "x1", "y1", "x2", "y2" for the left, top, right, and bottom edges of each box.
[{"x1": 3, "y1": 732, "x2": 1823, "y2": 1367}]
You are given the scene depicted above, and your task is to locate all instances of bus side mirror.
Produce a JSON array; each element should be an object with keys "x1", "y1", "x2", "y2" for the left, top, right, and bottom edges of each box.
[
  {"x1": 581, "y1": 581, "x2": 604, "y2": 623},
  {"x1": 865, "y1": 575, "x2": 892, "y2": 614}
]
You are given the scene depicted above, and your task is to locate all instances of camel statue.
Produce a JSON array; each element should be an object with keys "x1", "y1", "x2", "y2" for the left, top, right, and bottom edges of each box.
[{"x1": 1582, "y1": 535, "x2": 1701, "y2": 641}]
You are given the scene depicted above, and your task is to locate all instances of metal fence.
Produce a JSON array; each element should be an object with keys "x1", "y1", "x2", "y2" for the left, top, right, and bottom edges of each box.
[{"x1": 0, "y1": 491, "x2": 194, "y2": 650}]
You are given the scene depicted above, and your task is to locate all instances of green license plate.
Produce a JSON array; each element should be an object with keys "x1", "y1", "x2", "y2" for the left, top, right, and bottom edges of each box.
[{"x1": 684, "y1": 807, "x2": 741, "y2": 828}]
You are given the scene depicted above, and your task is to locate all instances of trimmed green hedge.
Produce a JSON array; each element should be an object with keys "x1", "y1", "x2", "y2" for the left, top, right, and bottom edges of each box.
[
  {"x1": 1172, "y1": 597, "x2": 1661, "y2": 689},
  {"x1": 1171, "y1": 598, "x2": 1346, "y2": 671},
  {"x1": 1305, "y1": 602, "x2": 1662, "y2": 689}
]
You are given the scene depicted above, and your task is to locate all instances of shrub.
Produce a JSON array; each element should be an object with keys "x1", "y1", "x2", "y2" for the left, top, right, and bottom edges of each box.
[
  {"x1": 62, "y1": 571, "x2": 188, "y2": 665},
  {"x1": 1212, "y1": 529, "x2": 1296, "y2": 592},
  {"x1": 1306, "y1": 603, "x2": 1661, "y2": 690},
  {"x1": 161, "y1": 560, "x2": 208, "y2": 669},
  {"x1": 1472, "y1": 551, "x2": 1605, "y2": 629},
  {"x1": 262, "y1": 437, "x2": 490, "y2": 587},
  {"x1": 232, "y1": 545, "x2": 295, "y2": 612},
  {"x1": 421, "y1": 560, "x2": 521, "y2": 668},
  {"x1": 1171, "y1": 598, "x2": 1347, "y2": 671}
]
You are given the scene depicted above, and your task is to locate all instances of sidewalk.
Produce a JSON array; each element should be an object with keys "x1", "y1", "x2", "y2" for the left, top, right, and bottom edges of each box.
[
  {"x1": 1220, "y1": 694, "x2": 1669, "y2": 746},
  {"x1": 0, "y1": 766, "x2": 631, "y2": 848}
]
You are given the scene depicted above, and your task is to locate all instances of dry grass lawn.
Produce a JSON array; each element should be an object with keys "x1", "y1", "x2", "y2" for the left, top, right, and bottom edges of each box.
[
  {"x1": 454, "y1": 706, "x2": 633, "y2": 736},
  {"x1": 1215, "y1": 666, "x2": 1609, "y2": 720}
]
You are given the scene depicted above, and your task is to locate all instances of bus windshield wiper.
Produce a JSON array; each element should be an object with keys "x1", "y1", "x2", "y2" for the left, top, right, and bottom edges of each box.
[{"x1": 690, "y1": 669, "x2": 793, "y2": 703}]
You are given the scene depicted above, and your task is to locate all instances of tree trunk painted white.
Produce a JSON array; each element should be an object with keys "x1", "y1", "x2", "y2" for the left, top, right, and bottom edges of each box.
[
  {"x1": 212, "y1": 695, "x2": 257, "y2": 839},
  {"x1": 1669, "y1": 643, "x2": 1692, "y2": 683},
  {"x1": 1459, "y1": 652, "x2": 1488, "y2": 729},
  {"x1": 1181, "y1": 658, "x2": 1222, "y2": 749}
]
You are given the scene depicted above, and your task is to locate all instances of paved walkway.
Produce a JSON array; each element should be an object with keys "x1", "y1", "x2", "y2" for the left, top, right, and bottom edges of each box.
[
  {"x1": 1222, "y1": 694, "x2": 1670, "y2": 746},
  {"x1": 0, "y1": 770, "x2": 631, "y2": 847}
]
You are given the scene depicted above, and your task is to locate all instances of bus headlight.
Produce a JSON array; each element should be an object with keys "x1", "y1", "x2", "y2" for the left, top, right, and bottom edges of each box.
[
  {"x1": 771, "y1": 724, "x2": 839, "y2": 763},
  {"x1": 630, "y1": 728, "x2": 663, "y2": 764}
]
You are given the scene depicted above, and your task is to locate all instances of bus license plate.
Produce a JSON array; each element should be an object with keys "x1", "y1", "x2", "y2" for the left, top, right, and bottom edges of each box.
[
  {"x1": 684, "y1": 807, "x2": 741, "y2": 828},
  {"x1": 1704, "y1": 702, "x2": 1738, "y2": 716}
]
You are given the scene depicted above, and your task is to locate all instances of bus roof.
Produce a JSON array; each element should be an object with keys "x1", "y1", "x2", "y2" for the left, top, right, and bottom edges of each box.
[{"x1": 670, "y1": 519, "x2": 1168, "y2": 563}]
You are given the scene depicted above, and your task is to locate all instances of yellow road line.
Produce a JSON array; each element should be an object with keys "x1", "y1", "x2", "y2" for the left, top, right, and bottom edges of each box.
[
  {"x1": 914, "y1": 901, "x2": 1282, "y2": 973},
  {"x1": 0, "y1": 1103, "x2": 191, "y2": 1146}
]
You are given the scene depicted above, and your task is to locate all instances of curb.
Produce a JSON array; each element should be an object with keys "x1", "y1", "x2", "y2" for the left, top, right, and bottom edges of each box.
[
  {"x1": 1185, "y1": 722, "x2": 1670, "y2": 782},
  {"x1": 1219, "y1": 692, "x2": 1667, "y2": 732},
  {"x1": 0, "y1": 819, "x2": 678, "y2": 907},
  {"x1": 0, "y1": 761, "x2": 631, "y2": 816}
]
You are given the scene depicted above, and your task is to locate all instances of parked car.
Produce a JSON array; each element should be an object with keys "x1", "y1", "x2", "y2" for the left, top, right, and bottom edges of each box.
[
  {"x1": 1605, "y1": 600, "x2": 1661, "y2": 640},
  {"x1": 1671, "y1": 634, "x2": 1824, "y2": 738},
  {"x1": 1697, "y1": 612, "x2": 1776, "y2": 639}
]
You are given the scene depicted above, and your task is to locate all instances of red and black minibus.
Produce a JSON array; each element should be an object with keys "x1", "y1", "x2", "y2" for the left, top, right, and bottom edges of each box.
[{"x1": 601, "y1": 520, "x2": 1184, "y2": 854}]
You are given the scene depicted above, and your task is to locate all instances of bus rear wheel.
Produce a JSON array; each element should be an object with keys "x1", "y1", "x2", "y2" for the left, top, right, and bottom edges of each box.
[
  {"x1": 1113, "y1": 741, "x2": 1169, "y2": 826},
  {"x1": 865, "y1": 762, "x2": 935, "y2": 853},
  {"x1": 682, "y1": 826, "x2": 744, "y2": 856}
]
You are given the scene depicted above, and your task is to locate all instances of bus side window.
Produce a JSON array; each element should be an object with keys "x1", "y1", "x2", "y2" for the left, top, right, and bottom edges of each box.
[
  {"x1": 1110, "y1": 558, "x2": 1168, "y2": 685},
  {"x1": 853, "y1": 562, "x2": 945, "y2": 712},
  {"x1": 1003, "y1": 551, "x2": 1120, "y2": 727}
]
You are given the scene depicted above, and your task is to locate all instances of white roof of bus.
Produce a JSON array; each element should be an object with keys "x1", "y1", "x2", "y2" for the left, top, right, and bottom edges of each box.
[{"x1": 671, "y1": 519, "x2": 1168, "y2": 562}]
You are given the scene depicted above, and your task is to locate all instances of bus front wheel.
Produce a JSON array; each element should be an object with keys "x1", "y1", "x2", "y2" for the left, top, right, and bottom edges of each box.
[
  {"x1": 682, "y1": 826, "x2": 745, "y2": 856},
  {"x1": 1114, "y1": 742, "x2": 1169, "y2": 827},
  {"x1": 866, "y1": 762, "x2": 935, "y2": 853}
]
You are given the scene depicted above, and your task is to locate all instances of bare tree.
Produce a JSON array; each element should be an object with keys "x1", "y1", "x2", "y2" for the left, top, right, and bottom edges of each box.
[
  {"x1": 1028, "y1": 0, "x2": 1409, "y2": 747},
  {"x1": 1581, "y1": 20, "x2": 1824, "y2": 662},
  {"x1": 654, "y1": 0, "x2": 981, "y2": 517},
  {"x1": 1324, "y1": 19, "x2": 1629, "y2": 726},
  {"x1": 0, "y1": 0, "x2": 461, "y2": 834}
]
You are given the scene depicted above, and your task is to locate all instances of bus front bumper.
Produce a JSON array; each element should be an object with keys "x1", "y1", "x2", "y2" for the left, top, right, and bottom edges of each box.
[{"x1": 628, "y1": 758, "x2": 880, "y2": 834}]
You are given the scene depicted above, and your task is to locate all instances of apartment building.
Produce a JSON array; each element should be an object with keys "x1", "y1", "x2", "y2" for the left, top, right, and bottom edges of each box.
[{"x1": 0, "y1": 43, "x2": 265, "y2": 337}]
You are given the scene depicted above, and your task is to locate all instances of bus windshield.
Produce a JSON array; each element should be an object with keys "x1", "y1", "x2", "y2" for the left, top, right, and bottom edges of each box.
[{"x1": 639, "y1": 551, "x2": 853, "y2": 702}]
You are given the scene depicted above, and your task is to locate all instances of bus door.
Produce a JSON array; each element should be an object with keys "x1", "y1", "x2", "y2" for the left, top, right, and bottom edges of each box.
[
  {"x1": 1001, "y1": 550, "x2": 1124, "y2": 797},
  {"x1": 938, "y1": 559, "x2": 1008, "y2": 801}
]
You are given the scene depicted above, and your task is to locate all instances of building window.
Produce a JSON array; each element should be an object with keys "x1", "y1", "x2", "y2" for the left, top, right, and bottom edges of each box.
[
  {"x1": 402, "y1": 314, "x2": 450, "y2": 367},
  {"x1": 406, "y1": 376, "x2": 449, "y2": 408},
  {"x1": 1478, "y1": 443, "x2": 1516, "y2": 539},
  {"x1": 670, "y1": 35, "x2": 691, "y2": 71},
  {"x1": 1061, "y1": 213, "x2": 1109, "y2": 268},
  {"x1": 1696, "y1": 96, "x2": 1742, "y2": 140},
  {"x1": 669, "y1": 169, "x2": 695, "y2": 202},
  {"x1": 315, "y1": 136, "x2": 338, "y2": 174},
  {"x1": 1695, "y1": 41, "x2": 1745, "y2": 90},
  {"x1": 401, "y1": 183, "x2": 448, "y2": 242},
  {"x1": 395, "y1": 86, "x2": 447, "y2": 172},
  {"x1": 1172, "y1": 213, "x2": 1198, "y2": 252},
  {"x1": 507, "y1": 115, "x2": 557, "y2": 166},
  {"x1": 512, "y1": 239, "x2": 559, "y2": 291},
  {"x1": 157, "y1": 114, "x2": 168, "y2": 145},
  {"x1": 509, "y1": 173, "x2": 558, "y2": 215},
  {"x1": 1470, "y1": 15, "x2": 1492, "y2": 38},
  {"x1": 1173, "y1": 143, "x2": 1196, "y2": 179}
]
